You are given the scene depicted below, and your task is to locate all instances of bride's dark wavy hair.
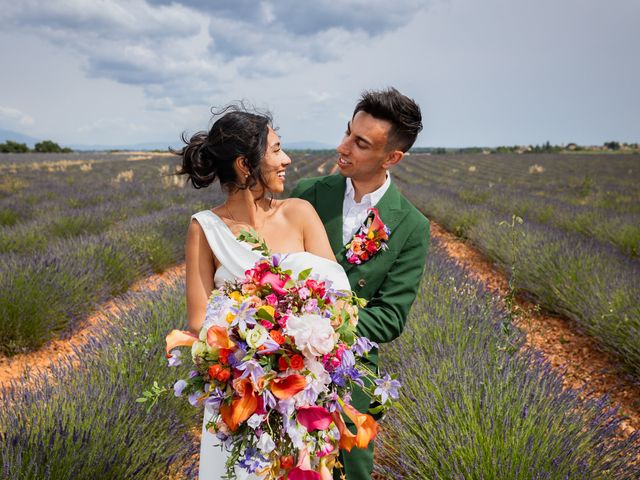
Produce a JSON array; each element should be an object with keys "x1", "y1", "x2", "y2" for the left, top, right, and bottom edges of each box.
[{"x1": 172, "y1": 103, "x2": 273, "y2": 194}]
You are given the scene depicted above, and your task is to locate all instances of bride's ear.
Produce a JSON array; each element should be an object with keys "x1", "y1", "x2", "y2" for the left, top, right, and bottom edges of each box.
[{"x1": 234, "y1": 156, "x2": 250, "y2": 180}]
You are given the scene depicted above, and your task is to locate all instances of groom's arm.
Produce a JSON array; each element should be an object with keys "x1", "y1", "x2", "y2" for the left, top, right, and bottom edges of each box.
[{"x1": 356, "y1": 217, "x2": 430, "y2": 344}]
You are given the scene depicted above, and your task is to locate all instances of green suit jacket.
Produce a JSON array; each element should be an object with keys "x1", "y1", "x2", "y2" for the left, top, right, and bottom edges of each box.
[{"x1": 290, "y1": 173, "x2": 430, "y2": 372}]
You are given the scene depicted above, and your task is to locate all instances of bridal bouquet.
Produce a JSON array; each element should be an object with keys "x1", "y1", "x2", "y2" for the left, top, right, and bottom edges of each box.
[{"x1": 150, "y1": 237, "x2": 400, "y2": 479}]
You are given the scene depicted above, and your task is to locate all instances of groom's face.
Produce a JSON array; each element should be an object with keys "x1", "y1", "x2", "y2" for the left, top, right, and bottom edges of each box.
[{"x1": 336, "y1": 111, "x2": 393, "y2": 182}]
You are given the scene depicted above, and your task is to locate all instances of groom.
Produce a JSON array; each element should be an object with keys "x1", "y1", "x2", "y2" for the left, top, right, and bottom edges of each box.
[{"x1": 290, "y1": 87, "x2": 430, "y2": 479}]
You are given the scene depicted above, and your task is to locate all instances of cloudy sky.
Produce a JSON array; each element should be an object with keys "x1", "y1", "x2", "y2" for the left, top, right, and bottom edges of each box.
[{"x1": 0, "y1": 0, "x2": 638, "y2": 148}]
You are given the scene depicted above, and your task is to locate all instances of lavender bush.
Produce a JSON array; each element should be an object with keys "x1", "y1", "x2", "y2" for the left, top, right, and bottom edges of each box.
[
  {"x1": 375, "y1": 242, "x2": 640, "y2": 479},
  {"x1": 0, "y1": 281, "x2": 200, "y2": 479},
  {"x1": 392, "y1": 154, "x2": 640, "y2": 377}
]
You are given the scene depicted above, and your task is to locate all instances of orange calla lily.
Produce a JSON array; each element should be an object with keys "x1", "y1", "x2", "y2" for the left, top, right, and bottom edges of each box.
[
  {"x1": 165, "y1": 329, "x2": 198, "y2": 354},
  {"x1": 269, "y1": 374, "x2": 306, "y2": 400},
  {"x1": 367, "y1": 208, "x2": 388, "y2": 241},
  {"x1": 206, "y1": 325, "x2": 234, "y2": 349},
  {"x1": 331, "y1": 403, "x2": 379, "y2": 452},
  {"x1": 220, "y1": 378, "x2": 258, "y2": 431}
]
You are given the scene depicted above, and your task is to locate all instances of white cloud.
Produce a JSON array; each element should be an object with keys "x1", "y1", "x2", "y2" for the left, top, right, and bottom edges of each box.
[
  {"x1": 0, "y1": 106, "x2": 35, "y2": 126},
  {"x1": 1, "y1": 0, "x2": 431, "y2": 106},
  {"x1": 76, "y1": 117, "x2": 149, "y2": 134}
]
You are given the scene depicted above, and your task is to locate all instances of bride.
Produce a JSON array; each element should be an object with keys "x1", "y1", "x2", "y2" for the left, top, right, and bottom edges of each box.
[{"x1": 174, "y1": 106, "x2": 350, "y2": 479}]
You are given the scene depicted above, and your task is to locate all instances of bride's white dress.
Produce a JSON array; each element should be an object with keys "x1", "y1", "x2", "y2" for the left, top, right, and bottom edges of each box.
[{"x1": 191, "y1": 210, "x2": 351, "y2": 480}]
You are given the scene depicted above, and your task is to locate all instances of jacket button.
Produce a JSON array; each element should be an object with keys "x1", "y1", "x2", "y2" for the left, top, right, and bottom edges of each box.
[{"x1": 357, "y1": 278, "x2": 366, "y2": 288}]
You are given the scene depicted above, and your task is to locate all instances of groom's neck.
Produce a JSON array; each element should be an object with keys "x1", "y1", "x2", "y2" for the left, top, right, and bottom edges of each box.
[{"x1": 350, "y1": 171, "x2": 388, "y2": 203}]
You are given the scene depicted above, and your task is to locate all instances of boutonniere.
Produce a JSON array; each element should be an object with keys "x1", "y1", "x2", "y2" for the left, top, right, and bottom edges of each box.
[{"x1": 345, "y1": 207, "x2": 391, "y2": 265}]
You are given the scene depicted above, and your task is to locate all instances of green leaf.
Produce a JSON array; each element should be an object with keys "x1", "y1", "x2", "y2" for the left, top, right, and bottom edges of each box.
[
  {"x1": 136, "y1": 397, "x2": 148, "y2": 403},
  {"x1": 255, "y1": 308, "x2": 274, "y2": 322},
  {"x1": 297, "y1": 268, "x2": 312, "y2": 281},
  {"x1": 368, "y1": 404, "x2": 385, "y2": 415},
  {"x1": 337, "y1": 321, "x2": 356, "y2": 345}
]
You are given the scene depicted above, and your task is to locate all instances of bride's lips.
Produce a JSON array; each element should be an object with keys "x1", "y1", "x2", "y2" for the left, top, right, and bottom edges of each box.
[{"x1": 276, "y1": 169, "x2": 286, "y2": 180}]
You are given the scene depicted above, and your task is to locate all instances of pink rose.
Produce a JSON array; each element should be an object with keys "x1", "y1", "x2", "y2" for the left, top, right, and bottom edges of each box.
[{"x1": 265, "y1": 293, "x2": 278, "y2": 306}]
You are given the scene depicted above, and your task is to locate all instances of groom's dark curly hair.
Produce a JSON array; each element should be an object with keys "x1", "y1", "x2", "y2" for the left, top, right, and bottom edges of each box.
[{"x1": 354, "y1": 87, "x2": 422, "y2": 152}]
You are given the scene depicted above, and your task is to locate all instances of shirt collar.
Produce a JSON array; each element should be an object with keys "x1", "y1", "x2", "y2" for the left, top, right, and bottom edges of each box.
[{"x1": 345, "y1": 172, "x2": 391, "y2": 206}]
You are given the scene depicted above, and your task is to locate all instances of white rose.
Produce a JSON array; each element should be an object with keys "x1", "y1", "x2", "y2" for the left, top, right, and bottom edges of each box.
[
  {"x1": 285, "y1": 314, "x2": 336, "y2": 358},
  {"x1": 257, "y1": 432, "x2": 276, "y2": 454},
  {"x1": 191, "y1": 340, "x2": 210, "y2": 358},
  {"x1": 246, "y1": 325, "x2": 268, "y2": 349}
]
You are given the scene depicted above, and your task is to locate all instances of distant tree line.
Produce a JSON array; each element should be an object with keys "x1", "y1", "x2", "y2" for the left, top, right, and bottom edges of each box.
[
  {"x1": 411, "y1": 141, "x2": 639, "y2": 155},
  {"x1": 0, "y1": 139, "x2": 73, "y2": 153}
]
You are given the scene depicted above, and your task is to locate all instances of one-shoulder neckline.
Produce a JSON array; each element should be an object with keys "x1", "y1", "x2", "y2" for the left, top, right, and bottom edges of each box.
[{"x1": 204, "y1": 209, "x2": 307, "y2": 257}]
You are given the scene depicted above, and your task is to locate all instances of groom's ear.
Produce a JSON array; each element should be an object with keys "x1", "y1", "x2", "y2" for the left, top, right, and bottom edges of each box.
[{"x1": 382, "y1": 150, "x2": 404, "y2": 169}]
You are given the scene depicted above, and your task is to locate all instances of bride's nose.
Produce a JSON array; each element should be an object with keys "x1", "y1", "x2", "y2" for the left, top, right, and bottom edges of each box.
[{"x1": 282, "y1": 151, "x2": 292, "y2": 166}]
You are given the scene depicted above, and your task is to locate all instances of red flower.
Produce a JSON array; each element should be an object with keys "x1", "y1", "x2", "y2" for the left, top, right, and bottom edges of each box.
[
  {"x1": 289, "y1": 354, "x2": 305, "y2": 371},
  {"x1": 270, "y1": 329, "x2": 286, "y2": 345},
  {"x1": 208, "y1": 364, "x2": 222, "y2": 379},
  {"x1": 270, "y1": 374, "x2": 306, "y2": 399},
  {"x1": 218, "y1": 348, "x2": 232, "y2": 365},
  {"x1": 278, "y1": 355, "x2": 290, "y2": 371},
  {"x1": 216, "y1": 368, "x2": 231, "y2": 383},
  {"x1": 305, "y1": 279, "x2": 326, "y2": 298},
  {"x1": 280, "y1": 455, "x2": 294, "y2": 470}
]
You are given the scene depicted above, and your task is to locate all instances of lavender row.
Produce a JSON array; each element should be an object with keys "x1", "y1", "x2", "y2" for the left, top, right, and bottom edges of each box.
[
  {"x1": 396, "y1": 178, "x2": 640, "y2": 377},
  {"x1": 0, "y1": 280, "x2": 200, "y2": 479},
  {"x1": 375, "y1": 242, "x2": 640, "y2": 479},
  {"x1": 397, "y1": 154, "x2": 640, "y2": 257},
  {"x1": 0, "y1": 205, "x2": 201, "y2": 355},
  {"x1": 402, "y1": 153, "x2": 640, "y2": 208}
]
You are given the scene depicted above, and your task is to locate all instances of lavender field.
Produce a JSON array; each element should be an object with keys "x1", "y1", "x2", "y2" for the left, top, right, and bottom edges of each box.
[
  {"x1": 3, "y1": 242, "x2": 638, "y2": 478},
  {"x1": 391, "y1": 153, "x2": 640, "y2": 379},
  {"x1": 1, "y1": 151, "x2": 640, "y2": 478},
  {"x1": 0, "y1": 151, "x2": 331, "y2": 356}
]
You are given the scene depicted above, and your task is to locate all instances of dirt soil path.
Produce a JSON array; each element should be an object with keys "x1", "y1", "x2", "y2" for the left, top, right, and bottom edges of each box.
[
  {"x1": 430, "y1": 221, "x2": 640, "y2": 440},
  {"x1": 0, "y1": 264, "x2": 186, "y2": 389}
]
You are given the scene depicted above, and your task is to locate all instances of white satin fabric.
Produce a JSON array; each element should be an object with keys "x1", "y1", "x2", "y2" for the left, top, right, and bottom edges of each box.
[{"x1": 190, "y1": 210, "x2": 350, "y2": 479}]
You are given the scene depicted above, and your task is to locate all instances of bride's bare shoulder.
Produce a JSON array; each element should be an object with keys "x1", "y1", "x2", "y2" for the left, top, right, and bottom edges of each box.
[{"x1": 279, "y1": 197, "x2": 316, "y2": 216}]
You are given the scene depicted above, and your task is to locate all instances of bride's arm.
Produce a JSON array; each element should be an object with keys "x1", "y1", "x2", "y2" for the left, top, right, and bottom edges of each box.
[
  {"x1": 288, "y1": 199, "x2": 336, "y2": 261},
  {"x1": 185, "y1": 219, "x2": 215, "y2": 334}
]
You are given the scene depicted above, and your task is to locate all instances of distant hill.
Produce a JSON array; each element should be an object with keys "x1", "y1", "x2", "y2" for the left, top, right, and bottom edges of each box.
[
  {"x1": 68, "y1": 141, "x2": 182, "y2": 152},
  {"x1": 283, "y1": 141, "x2": 334, "y2": 150},
  {"x1": 0, "y1": 129, "x2": 40, "y2": 147}
]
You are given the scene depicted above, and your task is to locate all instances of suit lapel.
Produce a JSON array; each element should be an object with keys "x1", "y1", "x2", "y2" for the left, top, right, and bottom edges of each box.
[{"x1": 316, "y1": 175, "x2": 346, "y2": 255}]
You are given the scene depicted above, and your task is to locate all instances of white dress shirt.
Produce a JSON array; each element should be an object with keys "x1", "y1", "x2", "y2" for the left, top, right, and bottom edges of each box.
[{"x1": 342, "y1": 173, "x2": 391, "y2": 244}]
